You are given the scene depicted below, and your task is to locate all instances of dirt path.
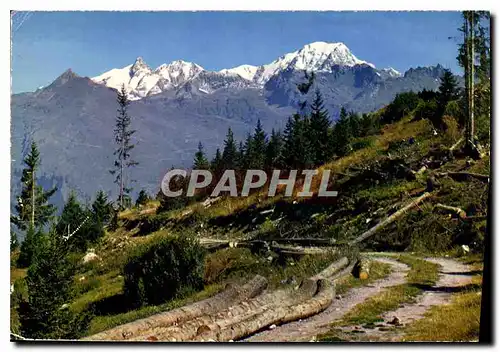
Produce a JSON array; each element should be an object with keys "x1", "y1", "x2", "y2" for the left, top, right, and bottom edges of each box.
[
  {"x1": 243, "y1": 257, "x2": 410, "y2": 342},
  {"x1": 331, "y1": 257, "x2": 475, "y2": 342}
]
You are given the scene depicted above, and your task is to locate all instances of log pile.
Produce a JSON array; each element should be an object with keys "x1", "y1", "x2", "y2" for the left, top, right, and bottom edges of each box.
[
  {"x1": 84, "y1": 275, "x2": 267, "y2": 341},
  {"x1": 85, "y1": 257, "x2": 350, "y2": 342}
]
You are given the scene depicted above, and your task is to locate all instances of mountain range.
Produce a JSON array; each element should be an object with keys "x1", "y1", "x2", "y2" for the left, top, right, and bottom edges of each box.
[{"x1": 11, "y1": 41, "x2": 448, "y2": 208}]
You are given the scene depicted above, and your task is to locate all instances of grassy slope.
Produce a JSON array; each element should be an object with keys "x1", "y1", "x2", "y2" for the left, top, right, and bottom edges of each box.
[{"x1": 10, "y1": 113, "x2": 488, "y2": 339}]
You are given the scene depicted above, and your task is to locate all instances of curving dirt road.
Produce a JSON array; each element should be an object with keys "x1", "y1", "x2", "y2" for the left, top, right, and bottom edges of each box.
[
  {"x1": 243, "y1": 256, "x2": 475, "y2": 342},
  {"x1": 243, "y1": 257, "x2": 410, "y2": 342}
]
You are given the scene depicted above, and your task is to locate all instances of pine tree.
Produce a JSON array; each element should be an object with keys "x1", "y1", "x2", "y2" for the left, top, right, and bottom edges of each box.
[
  {"x1": 309, "y1": 89, "x2": 332, "y2": 165},
  {"x1": 265, "y1": 129, "x2": 284, "y2": 170},
  {"x1": 135, "y1": 190, "x2": 150, "y2": 207},
  {"x1": 359, "y1": 113, "x2": 377, "y2": 137},
  {"x1": 193, "y1": 142, "x2": 209, "y2": 169},
  {"x1": 18, "y1": 232, "x2": 91, "y2": 339},
  {"x1": 55, "y1": 192, "x2": 95, "y2": 252},
  {"x1": 282, "y1": 70, "x2": 315, "y2": 169},
  {"x1": 210, "y1": 148, "x2": 223, "y2": 177},
  {"x1": 249, "y1": 119, "x2": 267, "y2": 169},
  {"x1": 283, "y1": 114, "x2": 313, "y2": 169},
  {"x1": 110, "y1": 85, "x2": 138, "y2": 210},
  {"x1": 433, "y1": 69, "x2": 459, "y2": 128},
  {"x1": 17, "y1": 226, "x2": 41, "y2": 268},
  {"x1": 222, "y1": 128, "x2": 238, "y2": 170},
  {"x1": 236, "y1": 141, "x2": 246, "y2": 170},
  {"x1": 332, "y1": 107, "x2": 353, "y2": 157},
  {"x1": 242, "y1": 133, "x2": 254, "y2": 170},
  {"x1": 348, "y1": 111, "x2": 361, "y2": 139},
  {"x1": 438, "y1": 69, "x2": 460, "y2": 104},
  {"x1": 11, "y1": 141, "x2": 57, "y2": 232},
  {"x1": 92, "y1": 190, "x2": 112, "y2": 225}
]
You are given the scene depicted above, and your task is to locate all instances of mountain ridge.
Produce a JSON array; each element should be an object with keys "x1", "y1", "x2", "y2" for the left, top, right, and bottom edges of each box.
[{"x1": 90, "y1": 41, "x2": 396, "y2": 100}]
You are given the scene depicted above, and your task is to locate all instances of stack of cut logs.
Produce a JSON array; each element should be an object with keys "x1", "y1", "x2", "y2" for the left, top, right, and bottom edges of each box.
[{"x1": 83, "y1": 256, "x2": 355, "y2": 342}]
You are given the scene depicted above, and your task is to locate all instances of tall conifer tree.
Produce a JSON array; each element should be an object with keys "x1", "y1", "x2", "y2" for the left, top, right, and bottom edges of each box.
[
  {"x1": 110, "y1": 85, "x2": 138, "y2": 210},
  {"x1": 309, "y1": 89, "x2": 332, "y2": 165},
  {"x1": 193, "y1": 142, "x2": 210, "y2": 170},
  {"x1": 11, "y1": 141, "x2": 57, "y2": 232},
  {"x1": 222, "y1": 128, "x2": 238, "y2": 170}
]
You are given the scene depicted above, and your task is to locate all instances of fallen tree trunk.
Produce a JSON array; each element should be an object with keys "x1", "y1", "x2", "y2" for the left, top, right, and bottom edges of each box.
[
  {"x1": 311, "y1": 257, "x2": 349, "y2": 280},
  {"x1": 414, "y1": 165, "x2": 427, "y2": 175},
  {"x1": 131, "y1": 256, "x2": 348, "y2": 342},
  {"x1": 132, "y1": 287, "x2": 299, "y2": 342},
  {"x1": 349, "y1": 192, "x2": 433, "y2": 245},
  {"x1": 271, "y1": 245, "x2": 331, "y2": 256},
  {"x1": 84, "y1": 275, "x2": 267, "y2": 341},
  {"x1": 449, "y1": 137, "x2": 464, "y2": 157},
  {"x1": 265, "y1": 238, "x2": 335, "y2": 246},
  {"x1": 434, "y1": 203, "x2": 467, "y2": 219},
  {"x1": 194, "y1": 279, "x2": 334, "y2": 342}
]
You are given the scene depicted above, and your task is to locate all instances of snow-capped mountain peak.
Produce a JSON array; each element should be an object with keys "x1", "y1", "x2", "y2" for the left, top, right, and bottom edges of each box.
[
  {"x1": 224, "y1": 41, "x2": 375, "y2": 84},
  {"x1": 154, "y1": 60, "x2": 204, "y2": 79},
  {"x1": 219, "y1": 64, "x2": 260, "y2": 81},
  {"x1": 131, "y1": 57, "x2": 150, "y2": 73},
  {"x1": 92, "y1": 58, "x2": 204, "y2": 100},
  {"x1": 91, "y1": 41, "x2": 383, "y2": 99},
  {"x1": 379, "y1": 67, "x2": 402, "y2": 78}
]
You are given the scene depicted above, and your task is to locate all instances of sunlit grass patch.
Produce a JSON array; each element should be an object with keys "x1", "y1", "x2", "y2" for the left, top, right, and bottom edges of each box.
[{"x1": 403, "y1": 289, "x2": 482, "y2": 341}]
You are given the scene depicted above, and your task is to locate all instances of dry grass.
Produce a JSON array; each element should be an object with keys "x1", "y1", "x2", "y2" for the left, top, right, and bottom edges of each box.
[
  {"x1": 10, "y1": 267, "x2": 27, "y2": 284},
  {"x1": 118, "y1": 200, "x2": 160, "y2": 220},
  {"x1": 404, "y1": 276, "x2": 482, "y2": 342}
]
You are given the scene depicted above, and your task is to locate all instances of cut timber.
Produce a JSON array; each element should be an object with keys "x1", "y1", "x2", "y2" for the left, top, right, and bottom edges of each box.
[
  {"x1": 353, "y1": 258, "x2": 371, "y2": 280},
  {"x1": 131, "y1": 288, "x2": 296, "y2": 341},
  {"x1": 83, "y1": 275, "x2": 267, "y2": 341},
  {"x1": 264, "y1": 238, "x2": 335, "y2": 246},
  {"x1": 349, "y1": 192, "x2": 433, "y2": 245},
  {"x1": 130, "y1": 256, "x2": 345, "y2": 342},
  {"x1": 434, "y1": 203, "x2": 467, "y2": 219},
  {"x1": 414, "y1": 166, "x2": 427, "y2": 175},
  {"x1": 194, "y1": 279, "x2": 334, "y2": 342},
  {"x1": 311, "y1": 257, "x2": 349, "y2": 280},
  {"x1": 436, "y1": 171, "x2": 489, "y2": 183},
  {"x1": 201, "y1": 239, "x2": 335, "y2": 256},
  {"x1": 449, "y1": 137, "x2": 464, "y2": 157},
  {"x1": 271, "y1": 245, "x2": 331, "y2": 256}
]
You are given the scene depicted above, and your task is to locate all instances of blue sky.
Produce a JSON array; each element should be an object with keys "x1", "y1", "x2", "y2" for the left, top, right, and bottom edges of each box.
[{"x1": 11, "y1": 11, "x2": 464, "y2": 93}]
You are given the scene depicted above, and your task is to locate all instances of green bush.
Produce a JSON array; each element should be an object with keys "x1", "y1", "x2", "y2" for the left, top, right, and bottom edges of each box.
[
  {"x1": 414, "y1": 99, "x2": 438, "y2": 122},
  {"x1": 123, "y1": 234, "x2": 205, "y2": 307},
  {"x1": 351, "y1": 137, "x2": 374, "y2": 151},
  {"x1": 444, "y1": 100, "x2": 463, "y2": 121}
]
